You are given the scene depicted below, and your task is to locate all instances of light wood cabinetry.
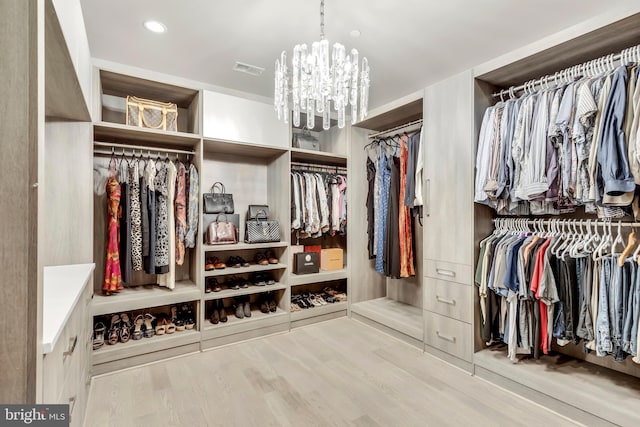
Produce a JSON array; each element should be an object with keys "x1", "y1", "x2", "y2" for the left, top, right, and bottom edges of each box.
[{"x1": 422, "y1": 71, "x2": 475, "y2": 368}]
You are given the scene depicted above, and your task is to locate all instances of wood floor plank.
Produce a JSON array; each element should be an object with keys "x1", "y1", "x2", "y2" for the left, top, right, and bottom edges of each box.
[{"x1": 85, "y1": 318, "x2": 581, "y2": 427}]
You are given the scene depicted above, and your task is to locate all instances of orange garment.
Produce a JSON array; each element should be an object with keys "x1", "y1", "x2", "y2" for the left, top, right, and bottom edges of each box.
[
  {"x1": 399, "y1": 135, "x2": 415, "y2": 278},
  {"x1": 530, "y1": 238, "x2": 551, "y2": 354},
  {"x1": 103, "y1": 177, "x2": 123, "y2": 293}
]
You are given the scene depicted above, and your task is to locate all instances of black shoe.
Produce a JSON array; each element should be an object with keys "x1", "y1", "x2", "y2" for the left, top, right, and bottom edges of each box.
[
  {"x1": 236, "y1": 256, "x2": 250, "y2": 267},
  {"x1": 227, "y1": 256, "x2": 241, "y2": 268},
  {"x1": 218, "y1": 300, "x2": 228, "y2": 322},
  {"x1": 210, "y1": 303, "x2": 220, "y2": 324},
  {"x1": 260, "y1": 296, "x2": 270, "y2": 313},
  {"x1": 228, "y1": 277, "x2": 240, "y2": 290}
]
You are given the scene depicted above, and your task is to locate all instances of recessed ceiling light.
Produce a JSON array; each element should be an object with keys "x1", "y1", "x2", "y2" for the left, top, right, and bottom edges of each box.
[
  {"x1": 144, "y1": 20, "x2": 167, "y2": 34},
  {"x1": 233, "y1": 62, "x2": 265, "y2": 76},
  {"x1": 350, "y1": 29, "x2": 361, "y2": 38}
]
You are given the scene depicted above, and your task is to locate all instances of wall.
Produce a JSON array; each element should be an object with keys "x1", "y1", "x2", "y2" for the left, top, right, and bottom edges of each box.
[{"x1": 43, "y1": 121, "x2": 94, "y2": 266}]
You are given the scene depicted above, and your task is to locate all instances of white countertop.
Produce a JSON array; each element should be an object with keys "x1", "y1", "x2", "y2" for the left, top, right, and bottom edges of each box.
[{"x1": 42, "y1": 263, "x2": 95, "y2": 354}]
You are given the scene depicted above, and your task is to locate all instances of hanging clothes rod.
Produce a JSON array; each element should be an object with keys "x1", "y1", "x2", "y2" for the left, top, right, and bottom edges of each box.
[
  {"x1": 493, "y1": 43, "x2": 640, "y2": 99},
  {"x1": 492, "y1": 218, "x2": 640, "y2": 228},
  {"x1": 367, "y1": 118, "x2": 423, "y2": 139},
  {"x1": 291, "y1": 161, "x2": 347, "y2": 173},
  {"x1": 93, "y1": 141, "x2": 195, "y2": 155}
]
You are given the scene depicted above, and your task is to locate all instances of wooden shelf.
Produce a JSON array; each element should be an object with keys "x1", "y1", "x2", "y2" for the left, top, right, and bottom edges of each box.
[
  {"x1": 201, "y1": 308, "x2": 289, "y2": 339},
  {"x1": 289, "y1": 269, "x2": 347, "y2": 286},
  {"x1": 92, "y1": 329, "x2": 200, "y2": 365},
  {"x1": 290, "y1": 301, "x2": 347, "y2": 321},
  {"x1": 290, "y1": 148, "x2": 347, "y2": 166},
  {"x1": 203, "y1": 138, "x2": 288, "y2": 159},
  {"x1": 100, "y1": 70, "x2": 199, "y2": 108},
  {"x1": 204, "y1": 283, "x2": 286, "y2": 301},
  {"x1": 94, "y1": 122, "x2": 201, "y2": 148},
  {"x1": 92, "y1": 281, "x2": 201, "y2": 316},
  {"x1": 204, "y1": 263, "x2": 286, "y2": 278},
  {"x1": 203, "y1": 241, "x2": 288, "y2": 253},
  {"x1": 350, "y1": 298, "x2": 423, "y2": 341}
]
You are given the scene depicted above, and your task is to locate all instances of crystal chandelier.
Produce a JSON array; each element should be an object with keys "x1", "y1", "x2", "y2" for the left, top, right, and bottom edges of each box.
[{"x1": 274, "y1": 0, "x2": 370, "y2": 129}]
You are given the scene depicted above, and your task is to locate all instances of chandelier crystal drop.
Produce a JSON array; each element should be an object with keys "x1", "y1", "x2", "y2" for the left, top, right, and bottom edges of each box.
[{"x1": 274, "y1": 0, "x2": 370, "y2": 129}]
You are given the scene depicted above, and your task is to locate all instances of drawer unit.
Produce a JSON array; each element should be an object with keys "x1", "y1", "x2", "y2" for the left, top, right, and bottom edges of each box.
[
  {"x1": 424, "y1": 311, "x2": 472, "y2": 362},
  {"x1": 423, "y1": 277, "x2": 472, "y2": 324},
  {"x1": 425, "y1": 259, "x2": 472, "y2": 285}
]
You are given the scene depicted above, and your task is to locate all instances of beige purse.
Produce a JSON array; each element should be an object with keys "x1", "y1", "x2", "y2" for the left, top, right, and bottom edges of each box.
[{"x1": 126, "y1": 96, "x2": 178, "y2": 131}]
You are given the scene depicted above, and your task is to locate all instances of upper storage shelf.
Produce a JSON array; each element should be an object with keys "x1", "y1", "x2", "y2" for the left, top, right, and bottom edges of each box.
[{"x1": 97, "y1": 69, "x2": 201, "y2": 135}]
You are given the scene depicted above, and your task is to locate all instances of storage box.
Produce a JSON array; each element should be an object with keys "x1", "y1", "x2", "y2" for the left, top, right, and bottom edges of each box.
[
  {"x1": 203, "y1": 214, "x2": 240, "y2": 243},
  {"x1": 290, "y1": 245, "x2": 305, "y2": 266},
  {"x1": 321, "y1": 248, "x2": 344, "y2": 271},
  {"x1": 294, "y1": 252, "x2": 319, "y2": 275},
  {"x1": 304, "y1": 245, "x2": 322, "y2": 267}
]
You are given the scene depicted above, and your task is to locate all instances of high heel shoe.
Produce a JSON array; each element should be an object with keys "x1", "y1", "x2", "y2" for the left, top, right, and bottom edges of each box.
[
  {"x1": 143, "y1": 313, "x2": 156, "y2": 338},
  {"x1": 132, "y1": 315, "x2": 144, "y2": 340},
  {"x1": 119, "y1": 313, "x2": 132, "y2": 343},
  {"x1": 171, "y1": 306, "x2": 185, "y2": 331},
  {"x1": 107, "y1": 314, "x2": 120, "y2": 345},
  {"x1": 93, "y1": 322, "x2": 106, "y2": 350}
]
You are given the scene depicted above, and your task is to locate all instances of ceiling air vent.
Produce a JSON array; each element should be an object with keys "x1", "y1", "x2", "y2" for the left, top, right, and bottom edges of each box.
[{"x1": 233, "y1": 62, "x2": 265, "y2": 76}]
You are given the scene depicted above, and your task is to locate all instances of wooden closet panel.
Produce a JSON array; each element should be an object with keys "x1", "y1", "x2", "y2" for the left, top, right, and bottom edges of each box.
[{"x1": 423, "y1": 70, "x2": 475, "y2": 267}]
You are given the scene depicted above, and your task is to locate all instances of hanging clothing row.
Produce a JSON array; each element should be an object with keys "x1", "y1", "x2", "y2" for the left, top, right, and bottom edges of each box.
[
  {"x1": 475, "y1": 48, "x2": 640, "y2": 219},
  {"x1": 365, "y1": 128, "x2": 423, "y2": 279},
  {"x1": 102, "y1": 152, "x2": 199, "y2": 295},
  {"x1": 290, "y1": 169, "x2": 346, "y2": 238},
  {"x1": 476, "y1": 218, "x2": 640, "y2": 364}
]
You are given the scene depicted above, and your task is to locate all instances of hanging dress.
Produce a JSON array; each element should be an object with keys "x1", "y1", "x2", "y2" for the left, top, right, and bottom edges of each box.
[
  {"x1": 399, "y1": 135, "x2": 416, "y2": 278},
  {"x1": 129, "y1": 163, "x2": 143, "y2": 271},
  {"x1": 184, "y1": 163, "x2": 199, "y2": 249},
  {"x1": 175, "y1": 162, "x2": 187, "y2": 266},
  {"x1": 158, "y1": 160, "x2": 177, "y2": 289},
  {"x1": 385, "y1": 156, "x2": 401, "y2": 278},
  {"x1": 103, "y1": 177, "x2": 123, "y2": 294},
  {"x1": 118, "y1": 163, "x2": 132, "y2": 283},
  {"x1": 154, "y1": 162, "x2": 170, "y2": 274}
]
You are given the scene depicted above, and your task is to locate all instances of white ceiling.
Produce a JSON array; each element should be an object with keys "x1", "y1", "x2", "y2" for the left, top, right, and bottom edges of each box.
[{"x1": 80, "y1": 0, "x2": 629, "y2": 109}]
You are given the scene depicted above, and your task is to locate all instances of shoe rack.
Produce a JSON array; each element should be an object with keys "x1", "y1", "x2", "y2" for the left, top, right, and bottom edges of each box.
[{"x1": 89, "y1": 62, "x2": 351, "y2": 374}]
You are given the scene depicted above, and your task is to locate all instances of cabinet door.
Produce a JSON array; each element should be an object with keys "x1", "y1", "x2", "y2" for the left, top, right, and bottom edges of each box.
[{"x1": 423, "y1": 70, "x2": 474, "y2": 267}]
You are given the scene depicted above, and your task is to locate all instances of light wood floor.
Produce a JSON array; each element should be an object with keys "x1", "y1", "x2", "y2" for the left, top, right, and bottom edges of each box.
[{"x1": 85, "y1": 318, "x2": 578, "y2": 427}]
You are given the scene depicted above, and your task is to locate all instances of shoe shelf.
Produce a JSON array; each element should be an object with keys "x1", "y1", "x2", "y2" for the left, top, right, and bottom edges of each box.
[
  {"x1": 93, "y1": 121, "x2": 201, "y2": 149},
  {"x1": 204, "y1": 263, "x2": 286, "y2": 278},
  {"x1": 289, "y1": 269, "x2": 348, "y2": 286},
  {"x1": 202, "y1": 241, "x2": 289, "y2": 253},
  {"x1": 92, "y1": 280, "x2": 201, "y2": 316},
  {"x1": 92, "y1": 329, "x2": 200, "y2": 365},
  {"x1": 201, "y1": 308, "x2": 289, "y2": 339},
  {"x1": 204, "y1": 283, "x2": 286, "y2": 301},
  {"x1": 291, "y1": 301, "x2": 348, "y2": 321}
]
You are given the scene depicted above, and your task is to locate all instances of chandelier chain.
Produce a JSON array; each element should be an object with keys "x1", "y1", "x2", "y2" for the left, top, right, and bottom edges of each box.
[{"x1": 320, "y1": 0, "x2": 325, "y2": 40}]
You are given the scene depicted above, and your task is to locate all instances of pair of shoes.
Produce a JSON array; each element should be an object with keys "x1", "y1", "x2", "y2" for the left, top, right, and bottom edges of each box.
[
  {"x1": 206, "y1": 278, "x2": 222, "y2": 293},
  {"x1": 290, "y1": 303, "x2": 301, "y2": 312},
  {"x1": 210, "y1": 299, "x2": 228, "y2": 324},
  {"x1": 250, "y1": 272, "x2": 275, "y2": 286},
  {"x1": 143, "y1": 313, "x2": 156, "y2": 338},
  {"x1": 132, "y1": 315, "x2": 145, "y2": 340},
  {"x1": 259, "y1": 292, "x2": 278, "y2": 314},
  {"x1": 179, "y1": 304, "x2": 196, "y2": 330},
  {"x1": 171, "y1": 306, "x2": 185, "y2": 331},
  {"x1": 106, "y1": 313, "x2": 131, "y2": 344},
  {"x1": 234, "y1": 296, "x2": 252, "y2": 319},
  {"x1": 255, "y1": 250, "x2": 278, "y2": 265},
  {"x1": 205, "y1": 257, "x2": 226, "y2": 270},
  {"x1": 225, "y1": 276, "x2": 249, "y2": 290},
  {"x1": 155, "y1": 313, "x2": 177, "y2": 335},
  {"x1": 227, "y1": 255, "x2": 250, "y2": 268}
]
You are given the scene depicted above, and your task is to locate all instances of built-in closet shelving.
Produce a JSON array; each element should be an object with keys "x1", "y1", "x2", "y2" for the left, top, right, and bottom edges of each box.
[
  {"x1": 471, "y1": 13, "x2": 640, "y2": 426},
  {"x1": 350, "y1": 100, "x2": 425, "y2": 346},
  {"x1": 288, "y1": 119, "x2": 350, "y2": 328}
]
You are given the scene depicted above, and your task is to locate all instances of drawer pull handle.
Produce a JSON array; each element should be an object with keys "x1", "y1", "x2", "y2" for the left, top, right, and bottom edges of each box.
[
  {"x1": 436, "y1": 331, "x2": 456, "y2": 343},
  {"x1": 69, "y1": 396, "x2": 77, "y2": 414},
  {"x1": 436, "y1": 295, "x2": 456, "y2": 306},
  {"x1": 436, "y1": 268, "x2": 456, "y2": 277},
  {"x1": 63, "y1": 336, "x2": 78, "y2": 357}
]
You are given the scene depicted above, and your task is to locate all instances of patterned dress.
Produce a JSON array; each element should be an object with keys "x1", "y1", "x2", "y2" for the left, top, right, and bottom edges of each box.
[
  {"x1": 175, "y1": 162, "x2": 187, "y2": 265},
  {"x1": 103, "y1": 177, "x2": 123, "y2": 293}
]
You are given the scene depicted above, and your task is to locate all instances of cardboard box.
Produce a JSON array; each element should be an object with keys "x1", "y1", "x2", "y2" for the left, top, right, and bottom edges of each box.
[
  {"x1": 304, "y1": 245, "x2": 322, "y2": 267},
  {"x1": 290, "y1": 245, "x2": 305, "y2": 266},
  {"x1": 321, "y1": 248, "x2": 344, "y2": 271},
  {"x1": 294, "y1": 252, "x2": 319, "y2": 275}
]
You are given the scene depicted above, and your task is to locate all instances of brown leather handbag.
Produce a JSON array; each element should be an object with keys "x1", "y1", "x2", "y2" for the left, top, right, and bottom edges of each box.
[{"x1": 206, "y1": 214, "x2": 237, "y2": 245}]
